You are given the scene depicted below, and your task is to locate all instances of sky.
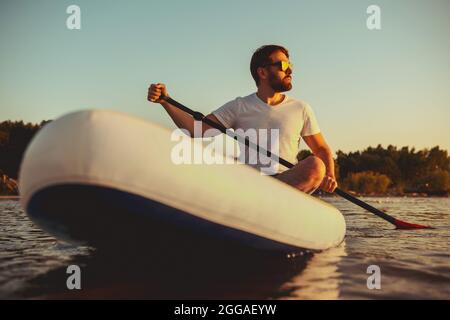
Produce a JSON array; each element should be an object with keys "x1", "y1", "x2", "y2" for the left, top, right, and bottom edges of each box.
[{"x1": 1, "y1": 0, "x2": 449, "y2": 153}]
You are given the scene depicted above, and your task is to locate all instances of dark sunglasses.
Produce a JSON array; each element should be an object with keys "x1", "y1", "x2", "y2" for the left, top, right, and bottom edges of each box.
[{"x1": 263, "y1": 60, "x2": 293, "y2": 72}]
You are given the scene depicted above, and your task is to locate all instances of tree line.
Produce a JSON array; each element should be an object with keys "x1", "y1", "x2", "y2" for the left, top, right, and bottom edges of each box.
[
  {"x1": 299, "y1": 144, "x2": 449, "y2": 196},
  {"x1": 0, "y1": 120, "x2": 51, "y2": 179},
  {"x1": 1, "y1": 120, "x2": 449, "y2": 196}
]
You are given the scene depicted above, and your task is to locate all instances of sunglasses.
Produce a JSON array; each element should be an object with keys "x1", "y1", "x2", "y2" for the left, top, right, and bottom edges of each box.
[{"x1": 263, "y1": 60, "x2": 293, "y2": 72}]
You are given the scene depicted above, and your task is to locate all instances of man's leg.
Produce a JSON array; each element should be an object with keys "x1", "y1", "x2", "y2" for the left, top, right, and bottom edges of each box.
[{"x1": 274, "y1": 156, "x2": 326, "y2": 194}]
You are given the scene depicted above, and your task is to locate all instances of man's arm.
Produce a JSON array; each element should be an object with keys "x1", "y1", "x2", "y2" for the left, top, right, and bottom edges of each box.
[
  {"x1": 148, "y1": 83, "x2": 223, "y2": 137},
  {"x1": 162, "y1": 100, "x2": 223, "y2": 137},
  {"x1": 303, "y1": 133, "x2": 338, "y2": 192}
]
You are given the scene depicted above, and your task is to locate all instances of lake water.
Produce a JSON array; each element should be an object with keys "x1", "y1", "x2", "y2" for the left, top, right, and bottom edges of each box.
[{"x1": 0, "y1": 197, "x2": 449, "y2": 299}]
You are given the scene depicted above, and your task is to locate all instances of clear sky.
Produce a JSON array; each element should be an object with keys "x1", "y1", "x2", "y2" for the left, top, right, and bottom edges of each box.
[{"x1": 1, "y1": 0, "x2": 449, "y2": 153}]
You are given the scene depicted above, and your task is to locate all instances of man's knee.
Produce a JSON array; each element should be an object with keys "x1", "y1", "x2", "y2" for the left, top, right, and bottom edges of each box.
[
  {"x1": 274, "y1": 156, "x2": 326, "y2": 192},
  {"x1": 304, "y1": 156, "x2": 326, "y2": 185}
]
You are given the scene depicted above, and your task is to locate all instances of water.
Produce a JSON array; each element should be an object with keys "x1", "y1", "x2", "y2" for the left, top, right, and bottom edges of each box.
[{"x1": 0, "y1": 197, "x2": 449, "y2": 299}]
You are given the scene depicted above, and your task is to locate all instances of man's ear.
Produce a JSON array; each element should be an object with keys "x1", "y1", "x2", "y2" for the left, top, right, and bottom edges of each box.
[{"x1": 257, "y1": 66, "x2": 267, "y2": 82}]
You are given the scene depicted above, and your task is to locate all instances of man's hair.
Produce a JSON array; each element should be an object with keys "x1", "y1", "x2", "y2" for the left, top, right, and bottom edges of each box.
[{"x1": 250, "y1": 45, "x2": 289, "y2": 85}]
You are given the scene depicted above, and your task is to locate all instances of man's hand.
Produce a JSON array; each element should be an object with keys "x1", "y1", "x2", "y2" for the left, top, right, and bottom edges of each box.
[
  {"x1": 147, "y1": 83, "x2": 169, "y2": 103},
  {"x1": 320, "y1": 175, "x2": 338, "y2": 193}
]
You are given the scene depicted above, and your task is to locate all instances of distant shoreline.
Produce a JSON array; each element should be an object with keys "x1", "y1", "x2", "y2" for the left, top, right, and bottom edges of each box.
[
  {"x1": 319, "y1": 194, "x2": 449, "y2": 198},
  {"x1": 313, "y1": 190, "x2": 450, "y2": 198}
]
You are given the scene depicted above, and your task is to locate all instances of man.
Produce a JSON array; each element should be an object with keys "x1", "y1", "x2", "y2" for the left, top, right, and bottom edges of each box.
[{"x1": 147, "y1": 45, "x2": 337, "y2": 194}]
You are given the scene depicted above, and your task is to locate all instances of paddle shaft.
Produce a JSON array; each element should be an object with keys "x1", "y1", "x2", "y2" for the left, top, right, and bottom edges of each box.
[
  {"x1": 164, "y1": 96, "x2": 294, "y2": 168},
  {"x1": 161, "y1": 95, "x2": 431, "y2": 229}
]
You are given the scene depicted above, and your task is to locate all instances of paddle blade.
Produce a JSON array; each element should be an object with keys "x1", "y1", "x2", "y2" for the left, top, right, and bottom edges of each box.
[{"x1": 393, "y1": 219, "x2": 434, "y2": 230}]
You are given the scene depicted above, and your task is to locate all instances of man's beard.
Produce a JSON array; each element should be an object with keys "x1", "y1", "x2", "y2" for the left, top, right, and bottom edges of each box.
[{"x1": 268, "y1": 73, "x2": 292, "y2": 92}]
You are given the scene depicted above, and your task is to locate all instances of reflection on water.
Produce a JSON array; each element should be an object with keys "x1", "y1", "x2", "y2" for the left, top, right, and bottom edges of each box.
[
  {"x1": 280, "y1": 243, "x2": 347, "y2": 300},
  {"x1": 0, "y1": 197, "x2": 449, "y2": 299},
  {"x1": 21, "y1": 248, "x2": 311, "y2": 300}
]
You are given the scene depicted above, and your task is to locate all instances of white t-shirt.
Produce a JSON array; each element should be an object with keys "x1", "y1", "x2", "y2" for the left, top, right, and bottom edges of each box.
[{"x1": 212, "y1": 93, "x2": 320, "y2": 174}]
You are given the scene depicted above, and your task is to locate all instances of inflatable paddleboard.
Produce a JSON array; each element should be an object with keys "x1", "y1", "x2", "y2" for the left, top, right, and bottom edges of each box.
[{"x1": 19, "y1": 109, "x2": 346, "y2": 254}]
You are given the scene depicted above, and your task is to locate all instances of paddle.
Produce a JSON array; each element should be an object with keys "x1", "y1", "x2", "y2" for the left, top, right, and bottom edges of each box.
[{"x1": 160, "y1": 95, "x2": 433, "y2": 230}]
